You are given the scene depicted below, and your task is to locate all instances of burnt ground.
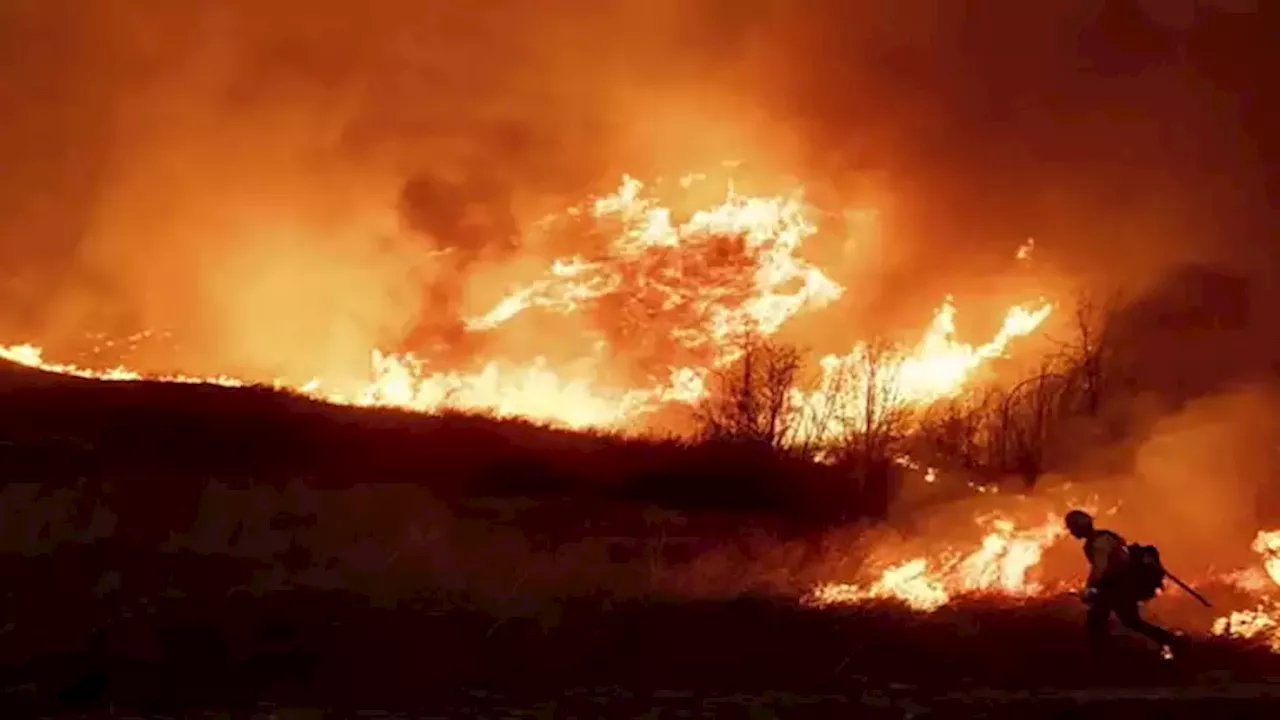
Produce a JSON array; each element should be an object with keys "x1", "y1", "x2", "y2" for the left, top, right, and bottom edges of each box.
[
  {"x1": 1, "y1": 361, "x2": 1279, "y2": 717},
  {"x1": 3, "y1": 577, "x2": 1279, "y2": 718}
]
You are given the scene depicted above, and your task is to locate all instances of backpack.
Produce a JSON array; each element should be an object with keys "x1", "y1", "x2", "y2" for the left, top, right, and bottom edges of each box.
[
  {"x1": 1125, "y1": 543, "x2": 1166, "y2": 600},
  {"x1": 1084, "y1": 531, "x2": 1166, "y2": 600}
]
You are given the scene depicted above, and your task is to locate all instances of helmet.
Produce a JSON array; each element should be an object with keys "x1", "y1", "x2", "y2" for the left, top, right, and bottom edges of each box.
[{"x1": 1065, "y1": 509, "x2": 1094, "y2": 537}]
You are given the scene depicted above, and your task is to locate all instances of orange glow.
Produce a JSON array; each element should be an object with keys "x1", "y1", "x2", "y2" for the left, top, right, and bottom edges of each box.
[
  {"x1": 1254, "y1": 529, "x2": 1280, "y2": 587},
  {"x1": 806, "y1": 513, "x2": 1068, "y2": 612},
  {"x1": 802, "y1": 515, "x2": 1280, "y2": 652},
  {"x1": 1, "y1": 174, "x2": 1051, "y2": 434},
  {"x1": 1212, "y1": 530, "x2": 1280, "y2": 651},
  {"x1": 791, "y1": 299, "x2": 1053, "y2": 443},
  {"x1": 5, "y1": 171, "x2": 1280, "y2": 651}
]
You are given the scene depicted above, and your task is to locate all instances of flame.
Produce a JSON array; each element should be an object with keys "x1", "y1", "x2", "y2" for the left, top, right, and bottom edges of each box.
[
  {"x1": 1212, "y1": 530, "x2": 1280, "y2": 651},
  {"x1": 806, "y1": 514, "x2": 1067, "y2": 612},
  {"x1": 0, "y1": 343, "x2": 246, "y2": 387},
  {"x1": 807, "y1": 515, "x2": 1280, "y2": 653},
  {"x1": 1253, "y1": 529, "x2": 1280, "y2": 587},
  {"x1": 465, "y1": 174, "x2": 845, "y2": 364},
  {"x1": 1212, "y1": 610, "x2": 1280, "y2": 650},
  {"x1": 788, "y1": 298, "x2": 1053, "y2": 444},
  {"x1": 5, "y1": 170, "x2": 1280, "y2": 651},
  {"x1": 1, "y1": 174, "x2": 1050, "y2": 434}
]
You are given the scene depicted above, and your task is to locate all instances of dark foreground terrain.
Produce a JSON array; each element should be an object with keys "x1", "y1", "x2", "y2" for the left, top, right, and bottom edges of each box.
[
  {"x1": 2, "y1": 361, "x2": 1279, "y2": 717},
  {"x1": 5, "y1": 576, "x2": 1280, "y2": 718}
]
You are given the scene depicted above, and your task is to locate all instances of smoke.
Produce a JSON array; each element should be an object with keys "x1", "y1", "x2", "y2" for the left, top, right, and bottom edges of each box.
[
  {"x1": 890, "y1": 384, "x2": 1280, "y2": 586},
  {"x1": 1109, "y1": 386, "x2": 1280, "y2": 573},
  {"x1": 0, "y1": 1, "x2": 1271, "y2": 384},
  {"x1": 0, "y1": 0, "x2": 739, "y2": 380}
]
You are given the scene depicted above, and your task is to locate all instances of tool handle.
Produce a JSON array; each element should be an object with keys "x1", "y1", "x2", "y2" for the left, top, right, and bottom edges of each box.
[{"x1": 1164, "y1": 569, "x2": 1212, "y2": 607}]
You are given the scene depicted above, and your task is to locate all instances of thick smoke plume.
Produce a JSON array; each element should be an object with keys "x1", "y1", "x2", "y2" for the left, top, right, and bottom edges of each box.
[
  {"x1": 0, "y1": 0, "x2": 1271, "y2": 386},
  {"x1": 1108, "y1": 386, "x2": 1280, "y2": 573},
  {"x1": 0, "y1": 0, "x2": 743, "y2": 381}
]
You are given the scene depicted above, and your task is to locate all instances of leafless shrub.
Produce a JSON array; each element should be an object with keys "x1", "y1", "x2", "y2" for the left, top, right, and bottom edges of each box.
[
  {"x1": 993, "y1": 361, "x2": 1074, "y2": 487},
  {"x1": 796, "y1": 338, "x2": 916, "y2": 515},
  {"x1": 1051, "y1": 290, "x2": 1126, "y2": 417},
  {"x1": 690, "y1": 291, "x2": 1136, "y2": 499},
  {"x1": 912, "y1": 292, "x2": 1131, "y2": 488},
  {"x1": 812, "y1": 338, "x2": 913, "y2": 463},
  {"x1": 691, "y1": 334, "x2": 808, "y2": 452},
  {"x1": 914, "y1": 386, "x2": 1003, "y2": 475}
]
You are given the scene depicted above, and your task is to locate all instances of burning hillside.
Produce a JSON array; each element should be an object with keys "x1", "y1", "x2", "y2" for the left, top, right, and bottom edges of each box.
[
  {"x1": 4, "y1": 171, "x2": 1278, "y2": 655},
  {"x1": 1, "y1": 173, "x2": 1051, "y2": 435}
]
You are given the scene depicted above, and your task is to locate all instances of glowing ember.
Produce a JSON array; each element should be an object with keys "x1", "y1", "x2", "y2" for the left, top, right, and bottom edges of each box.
[{"x1": 1016, "y1": 237, "x2": 1035, "y2": 261}]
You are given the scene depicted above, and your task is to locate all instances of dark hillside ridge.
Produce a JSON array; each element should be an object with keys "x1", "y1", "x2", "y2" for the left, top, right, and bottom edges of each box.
[{"x1": 0, "y1": 359, "x2": 860, "y2": 525}]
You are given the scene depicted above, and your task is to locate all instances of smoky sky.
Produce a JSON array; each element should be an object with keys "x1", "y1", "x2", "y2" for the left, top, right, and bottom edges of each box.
[{"x1": 0, "y1": 0, "x2": 1274, "y2": 379}]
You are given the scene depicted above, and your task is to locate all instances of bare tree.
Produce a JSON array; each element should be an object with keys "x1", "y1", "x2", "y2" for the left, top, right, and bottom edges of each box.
[
  {"x1": 809, "y1": 338, "x2": 915, "y2": 515},
  {"x1": 992, "y1": 360, "x2": 1074, "y2": 489},
  {"x1": 849, "y1": 338, "x2": 912, "y2": 464},
  {"x1": 884, "y1": 290, "x2": 1133, "y2": 490},
  {"x1": 914, "y1": 386, "x2": 1002, "y2": 475},
  {"x1": 692, "y1": 334, "x2": 806, "y2": 451},
  {"x1": 1053, "y1": 290, "x2": 1125, "y2": 417}
]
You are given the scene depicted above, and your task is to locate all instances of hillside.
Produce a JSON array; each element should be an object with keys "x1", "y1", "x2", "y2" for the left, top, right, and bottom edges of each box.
[{"x1": 2, "y1": 361, "x2": 1280, "y2": 716}]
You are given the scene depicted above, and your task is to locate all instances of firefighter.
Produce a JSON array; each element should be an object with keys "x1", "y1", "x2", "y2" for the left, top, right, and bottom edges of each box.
[{"x1": 1064, "y1": 509, "x2": 1182, "y2": 656}]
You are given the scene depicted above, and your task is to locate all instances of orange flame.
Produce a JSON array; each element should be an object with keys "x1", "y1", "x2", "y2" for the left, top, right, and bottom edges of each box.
[
  {"x1": 1253, "y1": 529, "x2": 1280, "y2": 588},
  {"x1": 791, "y1": 299, "x2": 1053, "y2": 443},
  {"x1": 465, "y1": 174, "x2": 844, "y2": 359},
  {"x1": 806, "y1": 514, "x2": 1067, "y2": 612},
  {"x1": 1212, "y1": 530, "x2": 1280, "y2": 651},
  {"x1": 1, "y1": 174, "x2": 1051, "y2": 434},
  {"x1": 8, "y1": 171, "x2": 1280, "y2": 652},
  {"x1": 808, "y1": 515, "x2": 1280, "y2": 652}
]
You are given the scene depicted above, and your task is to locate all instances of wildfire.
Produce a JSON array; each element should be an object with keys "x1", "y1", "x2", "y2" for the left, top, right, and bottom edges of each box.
[
  {"x1": 1211, "y1": 530, "x2": 1280, "y2": 651},
  {"x1": 804, "y1": 515, "x2": 1280, "y2": 651},
  {"x1": 789, "y1": 299, "x2": 1054, "y2": 443},
  {"x1": 6, "y1": 169, "x2": 1280, "y2": 654},
  {"x1": 0, "y1": 173, "x2": 1052, "y2": 433},
  {"x1": 806, "y1": 514, "x2": 1067, "y2": 612},
  {"x1": 0, "y1": 343, "x2": 246, "y2": 388},
  {"x1": 1253, "y1": 529, "x2": 1280, "y2": 587},
  {"x1": 466, "y1": 174, "x2": 844, "y2": 351}
]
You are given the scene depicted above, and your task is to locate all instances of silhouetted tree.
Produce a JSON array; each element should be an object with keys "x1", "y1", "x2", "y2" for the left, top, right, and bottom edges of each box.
[
  {"x1": 1054, "y1": 291, "x2": 1124, "y2": 417},
  {"x1": 995, "y1": 362, "x2": 1074, "y2": 489},
  {"x1": 915, "y1": 387, "x2": 1002, "y2": 477},
  {"x1": 810, "y1": 338, "x2": 913, "y2": 516},
  {"x1": 912, "y1": 293, "x2": 1126, "y2": 487},
  {"x1": 692, "y1": 334, "x2": 807, "y2": 451}
]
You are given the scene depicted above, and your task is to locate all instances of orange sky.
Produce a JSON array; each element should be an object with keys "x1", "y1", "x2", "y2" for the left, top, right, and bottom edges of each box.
[{"x1": 0, "y1": 1, "x2": 1270, "y2": 383}]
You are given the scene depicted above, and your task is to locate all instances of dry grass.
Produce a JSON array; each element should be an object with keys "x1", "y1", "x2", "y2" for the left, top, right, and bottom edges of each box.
[{"x1": 2, "y1": 361, "x2": 1279, "y2": 715}]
